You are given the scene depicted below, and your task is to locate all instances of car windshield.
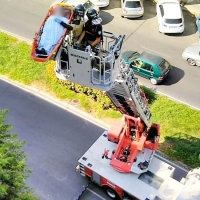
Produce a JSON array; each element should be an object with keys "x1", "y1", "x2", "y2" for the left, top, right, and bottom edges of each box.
[
  {"x1": 159, "y1": 60, "x2": 170, "y2": 72},
  {"x1": 164, "y1": 18, "x2": 182, "y2": 24},
  {"x1": 125, "y1": 1, "x2": 141, "y2": 8},
  {"x1": 83, "y1": 0, "x2": 95, "y2": 9}
]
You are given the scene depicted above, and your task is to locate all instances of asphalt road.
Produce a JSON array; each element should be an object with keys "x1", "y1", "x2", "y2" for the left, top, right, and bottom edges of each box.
[
  {"x1": 0, "y1": 78, "x2": 111, "y2": 200},
  {"x1": 1, "y1": 0, "x2": 200, "y2": 109}
]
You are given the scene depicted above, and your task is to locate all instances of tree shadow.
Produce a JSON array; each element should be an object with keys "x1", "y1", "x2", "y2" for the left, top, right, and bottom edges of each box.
[
  {"x1": 160, "y1": 66, "x2": 185, "y2": 85},
  {"x1": 141, "y1": 85, "x2": 158, "y2": 104},
  {"x1": 159, "y1": 133, "x2": 200, "y2": 168},
  {"x1": 141, "y1": 0, "x2": 157, "y2": 20},
  {"x1": 99, "y1": 11, "x2": 114, "y2": 25},
  {"x1": 164, "y1": 7, "x2": 197, "y2": 37}
]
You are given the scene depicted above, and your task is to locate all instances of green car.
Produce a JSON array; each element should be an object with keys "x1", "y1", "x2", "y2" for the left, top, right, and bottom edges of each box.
[{"x1": 121, "y1": 51, "x2": 171, "y2": 85}]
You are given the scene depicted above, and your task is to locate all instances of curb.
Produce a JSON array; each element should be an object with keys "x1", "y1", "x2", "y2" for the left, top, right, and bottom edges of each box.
[{"x1": 0, "y1": 76, "x2": 111, "y2": 131}]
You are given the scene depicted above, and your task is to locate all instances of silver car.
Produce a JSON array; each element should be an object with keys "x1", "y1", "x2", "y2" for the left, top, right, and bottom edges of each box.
[
  {"x1": 121, "y1": 0, "x2": 144, "y2": 18},
  {"x1": 182, "y1": 43, "x2": 200, "y2": 66}
]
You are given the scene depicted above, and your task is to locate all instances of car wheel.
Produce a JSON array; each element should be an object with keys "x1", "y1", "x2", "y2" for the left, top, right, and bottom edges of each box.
[
  {"x1": 121, "y1": 15, "x2": 124, "y2": 18},
  {"x1": 105, "y1": 187, "x2": 120, "y2": 199},
  {"x1": 187, "y1": 58, "x2": 196, "y2": 66},
  {"x1": 150, "y1": 78, "x2": 158, "y2": 85}
]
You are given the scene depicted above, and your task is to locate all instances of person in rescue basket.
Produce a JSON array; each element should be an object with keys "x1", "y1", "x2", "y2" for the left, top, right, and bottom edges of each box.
[
  {"x1": 71, "y1": 4, "x2": 85, "y2": 43},
  {"x1": 74, "y1": 8, "x2": 103, "y2": 53}
]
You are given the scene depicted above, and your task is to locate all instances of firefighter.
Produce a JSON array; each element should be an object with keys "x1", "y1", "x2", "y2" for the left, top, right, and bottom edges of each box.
[
  {"x1": 75, "y1": 8, "x2": 103, "y2": 52},
  {"x1": 71, "y1": 4, "x2": 85, "y2": 43}
]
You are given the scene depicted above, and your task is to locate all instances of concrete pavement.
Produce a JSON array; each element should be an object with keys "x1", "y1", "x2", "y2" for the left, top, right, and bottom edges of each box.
[
  {"x1": 185, "y1": 4, "x2": 200, "y2": 17},
  {"x1": 182, "y1": 1, "x2": 200, "y2": 17}
]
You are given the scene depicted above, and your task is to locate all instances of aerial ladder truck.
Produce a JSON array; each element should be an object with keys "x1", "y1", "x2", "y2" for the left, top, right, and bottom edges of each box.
[
  {"x1": 31, "y1": 2, "x2": 200, "y2": 198},
  {"x1": 53, "y1": 29, "x2": 200, "y2": 200}
]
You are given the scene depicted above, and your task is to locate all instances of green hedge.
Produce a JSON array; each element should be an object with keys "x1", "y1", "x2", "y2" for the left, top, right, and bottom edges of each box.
[
  {"x1": 45, "y1": 62, "x2": 121, "y2": 118},
  {"x1": 46, "y1": 62, "x2": 115, "y2": 110}
]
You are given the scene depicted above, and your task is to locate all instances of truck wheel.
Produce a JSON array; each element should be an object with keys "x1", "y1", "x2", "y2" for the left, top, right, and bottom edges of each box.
[
  {"x1": 105, "y1": 187, "x2": 120, "y2": 199},
  {"x1": 150, "y1": 78, "x2": 158, "y2": 85}
]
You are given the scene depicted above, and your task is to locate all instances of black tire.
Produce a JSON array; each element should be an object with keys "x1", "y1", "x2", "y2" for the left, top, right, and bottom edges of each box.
[
  {"x1": 105, "y1": 187, "x2": 120, "y2": 200},
  {"x1": 150, "y1": 78, "x2": 158, "y2": 85},
  {"x1": 187, "y1": 58, "x2": 196, "y2": 66}
]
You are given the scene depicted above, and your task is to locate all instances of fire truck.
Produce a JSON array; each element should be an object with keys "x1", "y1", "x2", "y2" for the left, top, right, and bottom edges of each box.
[
  {"x1": 53, "y1": 29, "x2": 200, "y2": 200},
  {"x1": 31, "y1": 2, "x2": 200, "y2": 199}
]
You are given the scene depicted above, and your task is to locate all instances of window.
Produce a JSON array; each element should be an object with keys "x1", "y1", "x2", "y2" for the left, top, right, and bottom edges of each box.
[
  {"x1": 131, "y1": 60, "x2": 143, "y2": 68},
  {"x1": 159, "y1": 5, "x2": 164, "y2": 17},
  {"x1": 159, "y1": 60, "x2": 169, "y2": 72},
  {"x1": 125, "y1": 1, "x2": 141, "y2": 8},
  {"x1": 164, "y1": 18, "x2": 182, "y2": 24},
  {"x1": 142, "y1": 63, "x2": 153, "y2": 72}
]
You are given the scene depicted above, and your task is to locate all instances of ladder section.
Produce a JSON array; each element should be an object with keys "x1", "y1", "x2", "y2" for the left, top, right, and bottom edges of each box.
[{"x1": 106, "y1": 64, "x2": 152, "y2": 127}]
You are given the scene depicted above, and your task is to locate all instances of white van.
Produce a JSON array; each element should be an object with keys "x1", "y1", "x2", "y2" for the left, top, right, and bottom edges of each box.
[{"x1": 121, "y1": 0, "x2": 144, "y2": 18}]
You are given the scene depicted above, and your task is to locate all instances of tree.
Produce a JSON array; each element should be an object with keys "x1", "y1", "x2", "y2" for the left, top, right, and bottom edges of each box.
[{"x1": 0, "y1": 109, "x2": 38, "y2": 200}]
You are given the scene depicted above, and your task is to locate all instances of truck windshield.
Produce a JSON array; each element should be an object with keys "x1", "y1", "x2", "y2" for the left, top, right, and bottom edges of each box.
[{"x1": 125, "y1": 1, "x2": 141, "y2": 8}]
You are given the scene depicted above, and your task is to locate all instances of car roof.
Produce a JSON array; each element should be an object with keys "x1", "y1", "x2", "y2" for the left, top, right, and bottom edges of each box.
[
  {"x1": 139, "y1": 51, "x2": 164, "y2": 65},
  {"x1": 121, "y1": 51, "x2": 139, "y2": 61},
  {"x1": 185, "y1": 43, "x2": 200, "y2": 54},
  {"x1": 162, "y1": 3, "x2": 182, "y2": 18}
]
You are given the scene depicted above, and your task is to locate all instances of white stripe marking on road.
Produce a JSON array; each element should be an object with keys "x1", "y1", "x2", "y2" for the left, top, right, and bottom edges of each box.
[
  {"x1": 87, "y1": 188, "x2": 107, "y2": 200},
  {"x1": 141, "y1": 45, "x2": 173, "y2": 59}
]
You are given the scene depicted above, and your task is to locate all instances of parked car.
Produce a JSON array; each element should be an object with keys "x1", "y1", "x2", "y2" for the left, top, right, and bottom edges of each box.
[
  {"x1": 156, "y1": 0, "x2": 184, "y2": 33},
  {"x1": 182, "y1": 43, "x2": 200, "y2": 66},
  {"x1": 91, "y1": 0, "x2": 109, "y2": 7},
  {"x1": 121, "y1": 51, "x2": 171, "y2": 84},
  {"x1": 121, "y1": 0, "x2": 144, "y2": 18}
]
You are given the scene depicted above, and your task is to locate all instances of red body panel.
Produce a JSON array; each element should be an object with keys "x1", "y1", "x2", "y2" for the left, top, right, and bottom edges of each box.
[
  {"x1": 101, "y1": 177, "x2": 123, "y2": 199},
  {"x1": 107, "y1": 121, "x2": 124, "y2": 143},
  {"x1": 85, "y1": 167, "x2": 92, "y2": 177},
  {"x1": 109, "y1": 115, "x2": 160, "y2": 173}
]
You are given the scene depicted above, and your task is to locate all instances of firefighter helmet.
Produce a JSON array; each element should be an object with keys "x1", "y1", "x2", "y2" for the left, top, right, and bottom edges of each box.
[
  {"x1": 86, "y1": 8, "x2": 98, "y2": 21},
  {"x1": 74, "y1": 4, "x2": 85, "y2": 17}
]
